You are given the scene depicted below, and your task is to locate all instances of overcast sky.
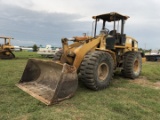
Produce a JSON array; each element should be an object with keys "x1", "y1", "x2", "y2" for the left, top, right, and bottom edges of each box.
[{"x1": 0, "y1": 0, "x2": 159, "y2": 49}]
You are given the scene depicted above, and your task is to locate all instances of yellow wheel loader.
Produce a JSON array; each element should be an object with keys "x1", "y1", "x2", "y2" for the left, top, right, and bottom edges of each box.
[
  {"x1": 0, "y1": 36, "x2": 15, "y2": 59},
  {"x1": 16, "y1": 12, "x2": 142, "y2": 105}
]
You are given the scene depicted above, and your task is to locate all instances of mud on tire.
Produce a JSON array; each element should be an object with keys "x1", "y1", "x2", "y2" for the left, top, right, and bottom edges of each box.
[{"x1": 79, "y1": 51, "x2": 114, "y2": 90}]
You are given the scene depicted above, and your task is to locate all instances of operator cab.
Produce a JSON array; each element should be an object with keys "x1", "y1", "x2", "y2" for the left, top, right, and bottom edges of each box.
[
  {"x1": 92, "y1": 12, "x2": 129, "y2": 49},
  {"x1": 0, "y1": 36, "x2": 13, "y2": 46}
]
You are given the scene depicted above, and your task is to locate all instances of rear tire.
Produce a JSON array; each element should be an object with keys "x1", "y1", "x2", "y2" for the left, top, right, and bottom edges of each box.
[
  {"x1": 122, "y1": 51, "x2": 142, "y2": 79},
  {"x1": 79, "y1": 51, "x2": 114, "y2": 90},
  {"x1": 53, "y1": 49, "x2": 63, "y2": 61}
]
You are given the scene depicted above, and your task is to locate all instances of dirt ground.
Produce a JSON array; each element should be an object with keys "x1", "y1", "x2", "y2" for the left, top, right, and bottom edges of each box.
[{"x1": 131, "y1": 76, "x2": 160, "y2": 89}]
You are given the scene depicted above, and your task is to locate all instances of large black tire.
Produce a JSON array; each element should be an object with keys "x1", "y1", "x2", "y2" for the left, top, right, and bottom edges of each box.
[
  {"x1": 53, "y1": 49, "x2": 63, "y2": 61},
  {"x1": 122, "y1": 51, "x2": 142, "y2": 79},
  {"x1": 79, "y1": 51, "x2": 114, "y2": 90}
]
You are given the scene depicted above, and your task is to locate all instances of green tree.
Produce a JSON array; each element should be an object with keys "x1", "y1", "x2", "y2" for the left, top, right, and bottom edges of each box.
[{"x1": 33, "y1": 44, "x2": 38, "y2": 52}]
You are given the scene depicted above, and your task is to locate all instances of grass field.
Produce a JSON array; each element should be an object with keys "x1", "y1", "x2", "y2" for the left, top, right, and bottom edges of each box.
[{"x1": 0, "y1": 51, "x2": 160, "y2": 120}]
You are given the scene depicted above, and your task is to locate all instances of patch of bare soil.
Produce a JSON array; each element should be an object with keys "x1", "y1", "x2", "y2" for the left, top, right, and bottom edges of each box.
[
  {"x1": 131, "y1": 76, "x2": 160, "y2": 89},
  {"x1": 153, "y1": 82, "x2": 160, "y2": 87}
]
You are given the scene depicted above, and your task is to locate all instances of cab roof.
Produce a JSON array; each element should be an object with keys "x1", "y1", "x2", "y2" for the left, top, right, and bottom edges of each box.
[
  {"x1": 0, "y1": 36, "x2": 13, "y2": 39},
  {"x1": 92, "y1": 12, "x2": 130, "y2": 22}
]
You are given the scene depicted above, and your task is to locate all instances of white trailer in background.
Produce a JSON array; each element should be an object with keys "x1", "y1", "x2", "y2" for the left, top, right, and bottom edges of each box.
[
  {"x1": 37, "y1": 45, "x2": 60, "y2": 58},
  {"x1": 145, "y1": 50, "x2": 160, "y2": 61}
]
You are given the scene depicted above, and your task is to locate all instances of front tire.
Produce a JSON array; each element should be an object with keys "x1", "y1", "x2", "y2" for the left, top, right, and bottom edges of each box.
[{"x1": 79, "y1": 51, "x2": 114, "y2": 90}]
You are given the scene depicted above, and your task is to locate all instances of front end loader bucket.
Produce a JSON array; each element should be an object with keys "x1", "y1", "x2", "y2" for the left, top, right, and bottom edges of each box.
[{"x1": 16, "y1": 59, "x2": 78, "y2": 105}]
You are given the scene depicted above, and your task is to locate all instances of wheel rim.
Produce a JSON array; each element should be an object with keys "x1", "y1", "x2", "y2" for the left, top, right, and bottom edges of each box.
[
  {"x1": 134, "y1": 59, "x2": 139, "y2": 73},
  {"x1": 98, "y1": 62, "x2": 109, "y2": 81}
]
